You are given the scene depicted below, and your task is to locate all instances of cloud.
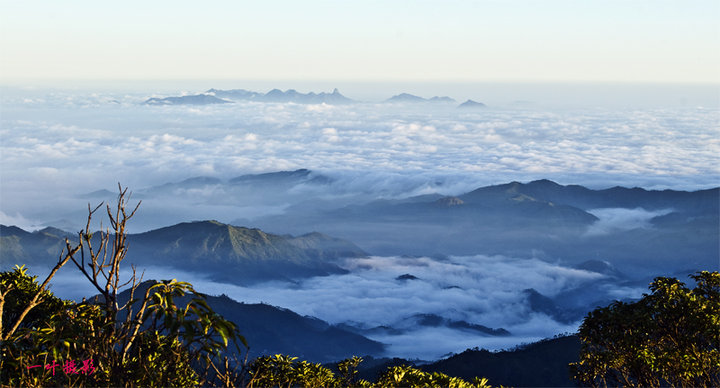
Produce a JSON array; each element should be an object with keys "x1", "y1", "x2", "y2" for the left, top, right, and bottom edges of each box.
[
  {"x1": 0, "y1": 211, "x2": 36, "y2": 230},
  {"x1": 1, "y1": 87, "x2": 718, "y2": 230},
  {"x1": 38, "y1": 254, "x2": 622, "y2": 360},
  {"x1": 123, "y1": 255, "x2": 619, "y2": 359},
  {"x1": 585, "y1": 208, "x2": 674, "y2": 236}
]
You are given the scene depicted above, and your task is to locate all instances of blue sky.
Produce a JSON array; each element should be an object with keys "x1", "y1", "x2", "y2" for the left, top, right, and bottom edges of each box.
[{"x1": 1, "y1": 0, "x2": 718, "y2": 83}]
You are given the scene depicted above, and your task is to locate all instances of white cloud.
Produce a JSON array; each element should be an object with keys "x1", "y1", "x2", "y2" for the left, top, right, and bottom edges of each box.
[
  {"x1": 36, "y1": 254, "x2": 616, "y2": 360},
  {"x1": 585, "y1": 208, "x2": 675, "y2": 236},
  {"x1": 129, "y1": 254, "x2": 611, "y2": 359},
  {"x1": 0, "y1": 88, "x2": 718, "y2": 232},
  {"x1": 0, "y1": 211, "x2": 36, "y2": 230}
]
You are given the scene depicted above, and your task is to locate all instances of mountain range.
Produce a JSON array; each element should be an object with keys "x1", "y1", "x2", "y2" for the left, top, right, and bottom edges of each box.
[
  {"x1": 0, "y1": 220, "x2": 366, "y2": 285},
  {"x1": 19, "y1": 171, "x2": 717, "y2": 275},
  {"x1": 143, "y1": 89, "x2": 355, "y2": 105},
  {"x1": 141, "y1": 89, "x2": 485, "y2": 107},
  {"x1": 144, "y1": 94, "x2": 232, "y2": 105},
  {"x1": 209, "y1": 88, "x2": 355, "y2": 104},
  {"x1": 385, "y1": 93, "x2": 457, "y2": 104},
  {"x1": 353, "y1": 335, "x2": 581, "y2": 387},
  {"x1": 457, "y1": 99, "x2": 486, "y2": 109},
  {"x1": 241, "y1": 176, "x2": 717, "y2": 273}
]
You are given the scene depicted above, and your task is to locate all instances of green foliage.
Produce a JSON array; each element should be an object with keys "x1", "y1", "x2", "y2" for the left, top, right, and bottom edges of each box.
[
  {"x1": 0, "y1": 270, "x2": 246, "y2": 387},
  {"x1": 246, "y1": 355, "x2": 491, "y2": 388},
  {"x1": 0, "y1": 265, "x2": 70, "y2": 332},
  {"x1": 374, "y1": 365, "x2": 491, "y2": 388},
  {"x1": 571, "y1": 271, "x2": 720, "y2": 387}
]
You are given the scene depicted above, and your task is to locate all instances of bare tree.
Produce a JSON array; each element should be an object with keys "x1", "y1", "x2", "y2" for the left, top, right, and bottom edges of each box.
[{"x1": 2, "y1": 184, "x2": 246, "y2": 387}]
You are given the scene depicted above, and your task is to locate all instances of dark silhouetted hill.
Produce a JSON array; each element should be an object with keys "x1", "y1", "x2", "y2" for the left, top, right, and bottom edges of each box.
[{"x1": 422, "y1": 335, "x2": 581, "y2": 387}]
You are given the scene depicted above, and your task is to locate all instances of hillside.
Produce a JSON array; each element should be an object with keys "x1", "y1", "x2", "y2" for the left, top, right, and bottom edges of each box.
[
  {"x1": 0, "y1": 221, "x2": 366, "y2": 285},
  {"x1": 246, "y1": 178, "x2": 718, "y2": 272},
  {"x1": 111, "y1": 282, "x2": 383, "y2": 363},
  {"x1": 422, "y1": 335, "x2": 581, "y2": 387},
  {"x1": 354, "y1": 335, "x2": 581, "y2": 386}
]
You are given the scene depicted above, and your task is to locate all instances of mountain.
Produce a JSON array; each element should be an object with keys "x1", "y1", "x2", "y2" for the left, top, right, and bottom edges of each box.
[
  {"x1": 0, "y1": 225, "x2": 74, "y2": 266},
  {"x1": 339, "y1": 313, "x2": 509, "y2": 339},
  {"x1": 385, "y1": 93, "x2": 456, "y2": 103},
  {"x1": 498, "y1": 179, "x2": 719, "y2": 215},
  {"x1": 112, "y1": 282, "x2": 383, "y2": 363},
  {"x1": 457, "y1": 99, "x2": 486, "y2": 109},
  {"x1": 523, "y1": 288, "x2": 577, "y2": 323},
  {"x1": 399, "y1": 314, "x2": 510, "y2": 336},
  {"x1": 144, "y1": 94, "x2": 232, "y2": 105},
  {"x1": 246, "y1": 178, "x2": 718, "y2": 272},
  {"x1": 206, "y1": 88, "x2": 354, "y2": 104},
  {"x1": 298, "y1": 179, "x2": 611, "y2": 228},
  {"x1": 574, "y1": 259, "x2": 624, "y2": 279},
  {"x1": 128, "y1": 221, "x2": 366, "y2": 284},
  {"x1": 130, "y1": 169, "x2": 332, "y2": 204},
  {"x1": 429, "y1": 96, "x2": 456, "y2": 103},
  {"x1": 206, "y1": 295, "x2": 383, "y2": 363},
  {"x1": 385, "y1": 93, "x2": 427, "y2": 103},
  {"x1": 421, "y1": 335, "x2": 581, "y2": 387},
  {"x1": 228, "y1": 168, "x2": 332, "y2": 187},
  {"x1": 206, "y1": 88, "x2": 263, "y2": 100},
  {"x1": 0, "y1": 221, "x2": 367, "y2": 285},
  {"x1": 354, "y1": 335, "x2": 581, "y2": 386}
]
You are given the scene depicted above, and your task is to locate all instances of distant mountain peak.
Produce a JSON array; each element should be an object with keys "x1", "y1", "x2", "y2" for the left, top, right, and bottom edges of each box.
[
  {"x1": 36, "y1": 226, "x2": 72, "y2": 237},
  {"x1": 123, "y1": 220, "x2": 365, "y2": 284},
  {"x1": 396, "y1": 273, "x2": 419, "y2": 281},
  {"x1": 385, "y1": 93, "x2": 427, "y2": 103},
  {"x1": 457, "y1": 99, "x2": 486, "y2": 109},
  {"x1": 527, "y1": 179, "x2": 562, "y2": 187},
  {"x1": 574, "y1": 260, "x2": 625, "y2": 279},
  {"x1": 429, "y1": 96, "x2": 456, "y2": 103},
  {"x1": 385, "y1": 93, "x2": 457, "y2": 103},
  {"x1": 144, "y1": 94, "x2": 232, "y2": 106}
]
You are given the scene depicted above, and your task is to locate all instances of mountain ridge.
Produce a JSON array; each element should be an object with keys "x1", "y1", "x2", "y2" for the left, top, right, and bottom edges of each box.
[
  {"x1": 110, "y1": 281, "x2": 384, "y2": 363},
  {"x1": 0, "y1": 220, "x2": 367, "y2": 285},
  {"x1": 385, "y1": 93, "x2": 457, "y2": 103},
  {"x1": 144, "y1": 94, "x2": 232, "y2": 105}
]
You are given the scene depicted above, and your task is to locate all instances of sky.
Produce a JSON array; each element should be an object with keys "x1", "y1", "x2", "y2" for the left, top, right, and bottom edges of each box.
[{"x1": 1, "y1": 0, "x2": 719, "y2": 84}]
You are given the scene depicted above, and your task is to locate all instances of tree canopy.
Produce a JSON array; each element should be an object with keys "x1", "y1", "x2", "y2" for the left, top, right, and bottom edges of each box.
[{"x1": 572, "y1": 271, "x2": 720, "y2": 387}]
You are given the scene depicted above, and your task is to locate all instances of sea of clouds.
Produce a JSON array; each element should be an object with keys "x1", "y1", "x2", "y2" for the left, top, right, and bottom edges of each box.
[
  {"x1": 2, "y1": 85, "x2": 715, "y2": 359},
  {"x1": 43, "y1": 254, "x2": 641, "y2": 360},
  {"x1": 1, "y1": 87, "x2": 718, "y2": 232}
]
